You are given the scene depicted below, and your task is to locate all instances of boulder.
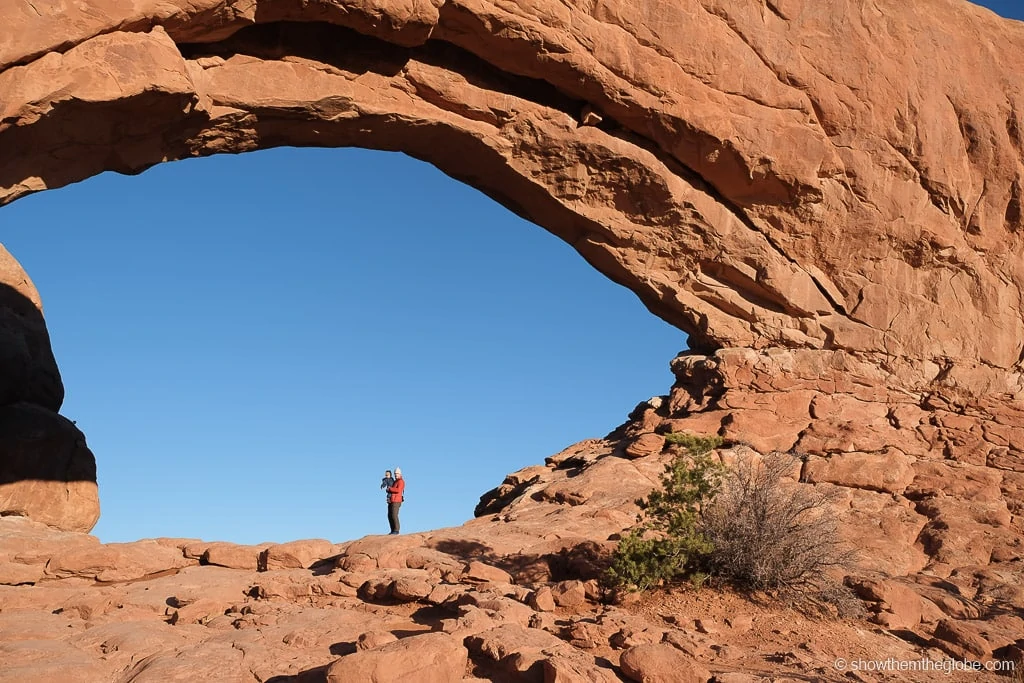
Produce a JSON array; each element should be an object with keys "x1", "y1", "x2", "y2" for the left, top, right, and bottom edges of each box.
[
  {"x1": 326, "y1": 632, "x2": 467, "y2": 683},
  {"x1": 551, "y1": 580, "x2": 587, "y2": 608},
  {"x1": 528, "y1": 586, "x2": 557, "y2": 612},
  {"x1": 624, "y1": 434, "x2": 665, "y2": 459},
  {"x1": 465, "y1": 623, "x2": 613, "y2": 679},
  {"x1": 186, "y1": 542, "x2": 264, "y2": 571},
  {"x1": 356, "y1": 630, "x2": 398, "y2": 651},
  {"x1": 619, "y1": 643, "x2": 712, "y2": 683},
  {"x1": 848, "y1": 578, "x2": 927, "y2": 629},
  {"x1": 390, "y1": 575, "x2": 434, "y2": 602},
  {"x1": 258, "y1": 539, "x2": 333, "y2": 571},
  {"x1": 44, "y1": 540, "x2": 193, "y2": 582},
  {"x1": 462, "y1": 560, "x2": 513, "y2": 585},
  {"x1": 541, "y1": 654, "x2": 621, "y2": 682},
  {"x1": 931, "y1": 619, "x2": 994, "y2": 660}
]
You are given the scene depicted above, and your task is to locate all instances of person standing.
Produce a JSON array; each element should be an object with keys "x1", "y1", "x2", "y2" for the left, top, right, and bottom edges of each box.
[{"x1": 387, "y1": 467, "x2": 405, "y2": 535}]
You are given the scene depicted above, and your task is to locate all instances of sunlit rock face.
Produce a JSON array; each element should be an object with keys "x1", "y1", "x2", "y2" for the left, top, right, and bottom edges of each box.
[{"x1": 3, "y1": 0, "x2": 1024, "y2": 380}]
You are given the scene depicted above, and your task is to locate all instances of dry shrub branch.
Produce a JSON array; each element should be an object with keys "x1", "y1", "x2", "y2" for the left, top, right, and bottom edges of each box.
[
  {"x1": 702, "y1": 453, "x2": 849, "y2": 590},
  {"x1": 606, "y1": 442, "x2": 858, "y2": 614},
  {"x1": 702, "y1": 452, "x2": 859, "y2": 612}
]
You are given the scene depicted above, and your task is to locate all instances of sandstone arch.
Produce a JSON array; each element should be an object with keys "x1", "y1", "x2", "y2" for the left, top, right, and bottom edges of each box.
[
  {"x1": 2, "y1": 0, "x2": 1024, "y2": 562},
  {"x1": 3, "y1": 0, "x2": 1022, "y2": 373}
]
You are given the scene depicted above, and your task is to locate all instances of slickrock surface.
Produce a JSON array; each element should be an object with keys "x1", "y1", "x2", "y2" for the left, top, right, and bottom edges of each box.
[{"x1": 1, "y1": 425, "x2": 1021, "y2": 681}]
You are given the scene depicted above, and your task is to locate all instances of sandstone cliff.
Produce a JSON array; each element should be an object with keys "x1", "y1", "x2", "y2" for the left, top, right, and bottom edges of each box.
[
  {"x1": 0, "y1": 246, "x2": 98, "y2": 531},
  {"x1": 2, "y1": 0, "x2": 1024, "y2": 380},
  {"x1": 1, "y1": 0, "x2": 1023, "y2": 679}
]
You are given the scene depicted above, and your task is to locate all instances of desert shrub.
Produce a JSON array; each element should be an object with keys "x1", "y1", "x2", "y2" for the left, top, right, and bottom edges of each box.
[
  {"x1": 603, "y1": 530, "x2": 692, "y2": 591},
  {"x1": 701, "y1": 452, "x2": 856, "y2": 606},
  {"x1": 663, "y1": 432, "x2": 724, "y2": 454},
  {"x1": 604, "y1": 445, "x2": 725, "y2": 591},
  {"x1": 606, "y1": 444, "x2": 856, "y2": 614}
]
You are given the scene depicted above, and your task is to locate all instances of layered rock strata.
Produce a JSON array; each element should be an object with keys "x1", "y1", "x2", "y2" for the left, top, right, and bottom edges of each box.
[
  {"x1": 1, "y1": 0, "x2": 1023, "y2": 673},
  {"x1": 607, "y1": 349, "x2": 1024, "y2": 658},
  {"x1": 1, "y1": 0, "x2": 1023, "y2": 374},
  {"x1": 657, "y1": 348, "x2": 1024, "y2": 575},
  {"x1": 2, "y1": 0, "x2": 1024, "y2": 533}
]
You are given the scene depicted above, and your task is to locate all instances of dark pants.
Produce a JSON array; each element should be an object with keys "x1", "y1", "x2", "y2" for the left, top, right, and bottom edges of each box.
[{"x1": 388, "y1": 502, "x2": 402, "y2": 534}]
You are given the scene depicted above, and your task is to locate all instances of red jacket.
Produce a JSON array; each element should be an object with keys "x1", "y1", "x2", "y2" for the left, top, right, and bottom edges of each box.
[{"x1": 387, "y1": 477, "x2": 405, "y2": 504}]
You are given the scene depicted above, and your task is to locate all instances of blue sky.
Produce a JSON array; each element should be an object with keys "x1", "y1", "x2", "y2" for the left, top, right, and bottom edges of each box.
[
  {"x1": 979, "y1": 1, "x2": 1021, "y2": 21},
  {"x1": 1, "y1": 147, "x2": 686, "y2": 544},
  {"x1": 1, "y1": 0, "x2": 1019, "y2": 545}
]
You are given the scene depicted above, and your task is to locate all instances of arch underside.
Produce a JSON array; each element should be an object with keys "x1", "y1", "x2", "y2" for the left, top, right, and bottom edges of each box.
[{"x1": 3, "y1": 0, "x2": 1022, "y2": 394}]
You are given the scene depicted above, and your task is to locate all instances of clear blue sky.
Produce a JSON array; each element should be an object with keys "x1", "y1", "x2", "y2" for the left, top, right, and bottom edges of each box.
[
  {"x1": 1, "y1": 0, "x2": 1018, "y2": 545},
  {"x1": 1, "y1": 147, "x2": 686, "y2": 544},
  {"x1": 979, "y1": 1, "x2": 1021, "y2": 22}
]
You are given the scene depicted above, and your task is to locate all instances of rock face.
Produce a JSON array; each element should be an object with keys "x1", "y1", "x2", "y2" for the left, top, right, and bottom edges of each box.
[
  {"x1": 0, "y1": 403, "x2": 99, "y2": 533},
  {"x1": 0, "y1": 0, "x2": 1023, "y2": 676},
  {"x1": 0, "y1": 245, "x2": 63, "y2": 411},
  {"x1": 0, "y1": 246, "x2": 96, "y2": 532},
  {"x1": 2, "y1": 0, "x2": 1024, "y2": 532},
  {"x1": 1, "y1": 435, "x2": 1020, "y2": 682},
  {"x1": 1, "y1": 0, "x2": 1023, "y2": 374}
]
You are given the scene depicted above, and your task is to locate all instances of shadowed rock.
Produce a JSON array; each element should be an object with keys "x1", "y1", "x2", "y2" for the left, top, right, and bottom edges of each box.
[
  {"x1": 0, "y1": 245, "x2": 63, "y2": 410},
  {"x1": 0, "y1": 403, "x2": 98, "y2": 532}
]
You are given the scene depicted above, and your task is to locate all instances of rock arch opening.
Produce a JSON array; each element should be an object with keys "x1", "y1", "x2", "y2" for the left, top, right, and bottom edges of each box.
[
  {"x1": 1, "y1": 146, "x2": 686, "y2": 542},
  {"x1": 1, "y1": 0, "x2": 1023, "y2": 576}
]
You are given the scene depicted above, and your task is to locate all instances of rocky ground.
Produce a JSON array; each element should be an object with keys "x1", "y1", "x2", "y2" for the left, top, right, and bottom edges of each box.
[{"x1": 2, "y1": 406, "x2": 1022, "y2": 682}]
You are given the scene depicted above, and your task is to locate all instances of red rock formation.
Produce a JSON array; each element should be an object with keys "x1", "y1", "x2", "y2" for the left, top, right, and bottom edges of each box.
[
  {"x1": 3, "y1": 0, "x2": 1023, "y2": 526},
  {"x1": 0, "y1": 246, "x2": 97, "y2": 531},
  {"x1": 1, "y1": 434, "x2": 1019, "y2": 681},
  {"x1": 0, "y1": 245, "x2": 63, "y2": 410},
  {"x1": 1, "y1": 0, "x2": 1024, "y2": 677},
  {"x1": 2, "y1": 0, "x2": 1023, "y2": 371}
]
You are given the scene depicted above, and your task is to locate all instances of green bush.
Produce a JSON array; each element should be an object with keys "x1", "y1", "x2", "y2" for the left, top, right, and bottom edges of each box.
[
  {"x1": 604, "y1": 444, "x2": 725, "y2": 591},
  {"x1": 606, "y1": 442, "x2": 855, "y2": 614},
  {"x1": 603, "y1": 530, "x2": 690, "y2": 591},
  {"x1": 663, "y1": 432, "x2": 724, "y2": 454}
]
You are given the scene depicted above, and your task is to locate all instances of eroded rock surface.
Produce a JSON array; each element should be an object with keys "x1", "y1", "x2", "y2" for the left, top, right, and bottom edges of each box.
[
  {"x1": 3, "y1": 0, "x2": 1024, "y2": 541},
  {"x1": 2, "y1": 0, "x2": 1023, "y2": 373},
  {"x1": 2, "y1": 426, "x2": 1020, "y2": 681},
  {"x1": 1, "y1": 0, "x2": 1023, "y2": 678}
]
